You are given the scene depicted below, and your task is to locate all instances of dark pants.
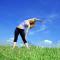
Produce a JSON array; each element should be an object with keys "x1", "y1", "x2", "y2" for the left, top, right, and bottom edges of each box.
[{"x1": 14, "y1": 27, "x2": 27, "y2": 44}]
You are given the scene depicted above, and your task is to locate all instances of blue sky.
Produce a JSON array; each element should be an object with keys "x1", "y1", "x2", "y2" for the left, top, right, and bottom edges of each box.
[{"x1": 0, "y1": 0, "x2": 60, "y2": 47}]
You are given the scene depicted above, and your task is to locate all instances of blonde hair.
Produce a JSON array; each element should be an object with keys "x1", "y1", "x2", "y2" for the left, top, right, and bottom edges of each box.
[
  {"x1": 28, "y1": 18, "x2": 39, "y2": 28},
  {"x1": 29, "y1": 20, "x2": 35, "y2": 25},
  {"x1": 29, "y1": 20, "x2": 36, "y2": 29}
]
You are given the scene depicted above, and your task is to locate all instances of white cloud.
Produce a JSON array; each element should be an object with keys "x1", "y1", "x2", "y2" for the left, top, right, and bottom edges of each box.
[
  {"x1": 7, "y1": 37, "x2": 24, "y2": 47},
  {"x1": 44, "y1": 40, "x2": 52, "y2": 44},
  {"x1": 45, "y1": 13, "x2": 58, "y2": 24},
  {"x1": 7, "y1": 37, "x2": 14, "y2": 43},
  {"x1": 29, "y1": 25, "x2": 47, "y2": 35},
  {"x1": 56, "y1": 40, "x2": 60, "y2": 47},
  {"x1": 18, "y1": 43, "x2": 24, "y2": 47},
  {"x1": 48, "y1": 14, "x2": 57, "y2": 18}
]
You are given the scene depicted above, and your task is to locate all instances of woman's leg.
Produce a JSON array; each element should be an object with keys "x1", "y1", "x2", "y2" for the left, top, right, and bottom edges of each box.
[
  {"x1": 19, "y1": 29, "x2": 27, "y2": 43},
  {"x1": 19, "y1": 29, "x2": 29, "y2": 48},
  {"x1": 13, "y1": 28, "x2": 19, "y2": 48}
]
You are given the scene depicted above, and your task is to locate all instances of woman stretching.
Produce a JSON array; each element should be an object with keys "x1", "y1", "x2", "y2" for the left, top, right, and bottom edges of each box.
[{"x1": 13, "y1": 18, "x2": 43, "y2": 48}]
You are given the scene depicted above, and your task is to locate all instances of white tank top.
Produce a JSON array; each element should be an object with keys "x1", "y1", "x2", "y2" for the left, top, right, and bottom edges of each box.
[{"x1": 17, "y1": 20, "x2": 30, "y2": 29}]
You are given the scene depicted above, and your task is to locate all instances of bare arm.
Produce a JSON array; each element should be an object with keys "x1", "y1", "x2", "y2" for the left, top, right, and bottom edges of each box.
[{"x1": 25, "y1": 24, "x2": 30, "y2": 39}]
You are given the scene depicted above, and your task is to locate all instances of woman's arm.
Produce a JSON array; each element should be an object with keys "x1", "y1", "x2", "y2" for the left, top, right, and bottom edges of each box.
[
  {"x1": 35, "y1": 19, "x2": 46, "y2": 24},
  {"x1": 25, "y1": 24, "x2": 30, "y2": 39}
]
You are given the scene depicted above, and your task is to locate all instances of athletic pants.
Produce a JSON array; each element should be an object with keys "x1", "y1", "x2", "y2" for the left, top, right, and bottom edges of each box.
[{"x1": 14, "y1": 27, "x2": 27, "y2": 44}]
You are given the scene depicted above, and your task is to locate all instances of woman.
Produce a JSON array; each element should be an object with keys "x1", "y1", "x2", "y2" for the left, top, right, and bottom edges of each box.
[{"x1": 13, "y1": 18, "x2": 43, "y2": 48}]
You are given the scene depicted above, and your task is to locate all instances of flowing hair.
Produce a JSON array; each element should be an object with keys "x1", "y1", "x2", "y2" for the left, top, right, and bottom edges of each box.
[{"x1": 29, "y1": 20, "x2": 36, "y2": 29}]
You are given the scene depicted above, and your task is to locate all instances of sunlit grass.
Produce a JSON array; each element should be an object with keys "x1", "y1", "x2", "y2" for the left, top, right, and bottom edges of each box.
[{"x1": 0, "y1": 45, "x2": 60, "y2": 60}]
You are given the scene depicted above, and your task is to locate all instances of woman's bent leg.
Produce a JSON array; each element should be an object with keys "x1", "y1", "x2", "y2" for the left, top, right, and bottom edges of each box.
[{"x1": 19, "y1": 29, "x2": 29, "y2": 48}]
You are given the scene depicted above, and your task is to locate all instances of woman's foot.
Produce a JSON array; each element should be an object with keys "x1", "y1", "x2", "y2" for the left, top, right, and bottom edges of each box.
[
  {"x1": 24, "y1": 43, "x2": 29, "y2": 49},
  {"x1": 13, "y1": 42, "x2": 17, "y2": 48}
]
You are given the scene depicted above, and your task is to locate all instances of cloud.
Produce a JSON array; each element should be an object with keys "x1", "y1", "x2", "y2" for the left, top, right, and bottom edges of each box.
[
  {"x1": 48, "y1": 14, "x2": 57, "y2": 18},
  {"x1": 7, "y1": 37, "x2": 14, "y2": 43},
  {"x1": 29, "y1": 14, "x2": 58, "y2": 36},
  {"x1": 6, "y1": 37, "x2": 24, "y2": 47},
  {"x1": 56, "y1": 40, "x2": 60, "y2": 47},
  {"x1": 44, "y1": 40, "x2": 52, "y2": 44},
  {"x1": 29, "y1": 25, "x2": 47, "y2": 35},
  {"x1": 45, "y1": 13, "x2": 58, "y2": 24},
  {"x1": 34, "y1": 39, "x2": 60, "y2": 48},
  {"x1": 38, "y1": 40, "x2": 53, "y2": 48},
  {"x1": 29, "y1": 14, "x2": 57, "y2": 35}
]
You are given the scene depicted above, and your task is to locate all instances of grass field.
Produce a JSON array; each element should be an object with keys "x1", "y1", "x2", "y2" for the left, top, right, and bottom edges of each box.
[{"x1": 0, "y1": 45, "x2": 60, "y2": 60}]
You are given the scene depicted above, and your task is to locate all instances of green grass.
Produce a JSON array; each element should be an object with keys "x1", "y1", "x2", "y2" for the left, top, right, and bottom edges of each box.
[{"x1": 0, "y1": 45, "x2": 60, "y2": 60}]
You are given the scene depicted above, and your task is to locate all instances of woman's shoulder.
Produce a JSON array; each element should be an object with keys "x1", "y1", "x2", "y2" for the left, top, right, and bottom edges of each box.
[{"x1": 24, "y1": 20, "x2": 30, "y2": 24}]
